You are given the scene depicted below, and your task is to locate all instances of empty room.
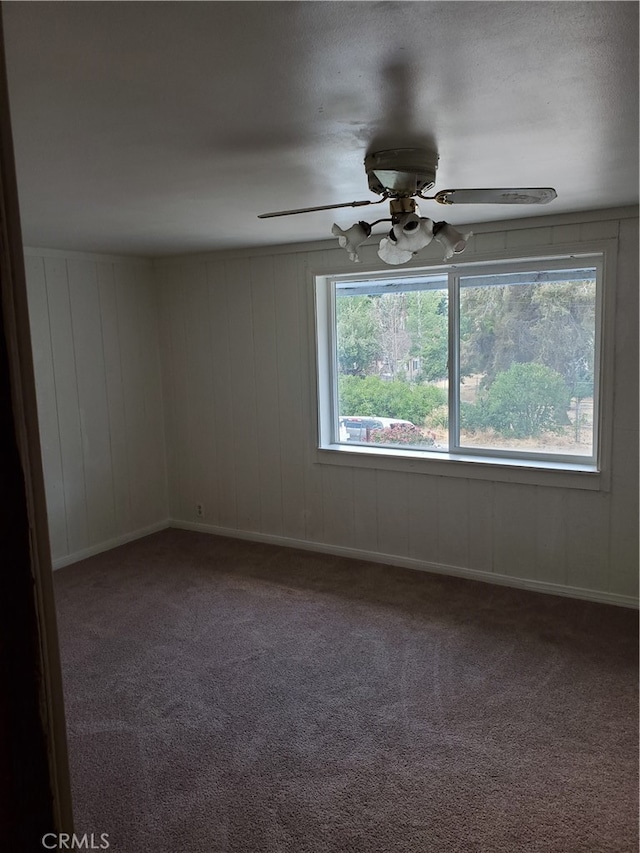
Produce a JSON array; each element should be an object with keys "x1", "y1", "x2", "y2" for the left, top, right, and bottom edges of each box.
[{"x1": 1, "y1": 2, "x2": 638, "y2": 852}]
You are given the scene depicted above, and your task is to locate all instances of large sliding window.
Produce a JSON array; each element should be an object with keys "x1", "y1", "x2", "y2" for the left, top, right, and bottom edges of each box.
[{"x1": 315, "y1": 253, "x2": 605, "y2": 473}]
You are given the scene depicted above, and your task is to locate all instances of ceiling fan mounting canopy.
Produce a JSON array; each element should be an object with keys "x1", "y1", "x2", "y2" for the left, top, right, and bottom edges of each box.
[{"x1": 364, "y1": 148, "x2": 438, "y2": 197}]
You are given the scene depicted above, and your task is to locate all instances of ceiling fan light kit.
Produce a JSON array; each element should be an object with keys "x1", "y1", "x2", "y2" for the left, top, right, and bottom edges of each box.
[
  {"x1": 373, "y1": 213, "x2": 471, "y2": 266},
  {"x1": 258, "y1": 147, "x2": 556, "y2": 267}
]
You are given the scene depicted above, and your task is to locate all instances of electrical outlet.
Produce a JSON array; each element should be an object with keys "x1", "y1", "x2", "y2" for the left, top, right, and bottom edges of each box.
[{"x1": 195, "y1": 503, "x2": 205, "y2": 519}]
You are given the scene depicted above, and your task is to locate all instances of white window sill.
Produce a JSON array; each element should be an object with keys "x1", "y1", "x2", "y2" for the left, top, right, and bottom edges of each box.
[{"x1": 315, "y1": 443, "x2": 605, "y2": 491}]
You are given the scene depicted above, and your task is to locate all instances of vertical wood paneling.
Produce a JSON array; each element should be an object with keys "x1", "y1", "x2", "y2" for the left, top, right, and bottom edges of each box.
[
  {"x1": 274, "y1": 253, "x2": 307, "y2": 540},
  {"x1": 156, "y1": 267, "x2": 178, "y2": 516},
  {"x1": 44, "y1": 257, "x2": 90, "y2": 554},
  {"x1": 27, "y1": 251, "x2": 167, "y2": 563},
  {"x1": 608, "y1": 426, "x2": 639, "y2": 597},
  {"x1": 97, "y1": 262, "x2": 132, "y2": 533},
  {"x1": 131, "y1": 268, "x2": 165, "y2": 526},
  {"x1": 250, "y1": 256, "x2": 283, "y2": 535},
  {"x1": 436, "y1": 477, "x2": 469, "y2": 568},
  {"x1": 114, "y1": 263, "x2": 154, "y2": 530},
  {"x1": 376, "y1": 470, "x2": 410, "y2": 558},
  {"x1": 207, "y1": 259, "x2": 237, "y2": 530},
  {"x1": 534, "y1": 487, "x2": 567, "y2": 585},
  {"x1": 565, "y1": 489, "x2": 609, "y2": 591},
  {"x1": 165, "y1": 266, "x2": 192, "y2": 522},
  {"x1": 493, "y1": 483, "x2": 537, "y2": 580},
  {"x1": 353, "y1": 468, "x2": 379, "y2": 553},
  {"x1": 506, "y1": 227, "x2": 552, "y2": 248},
  {"x1": 607, "y1": 217, "x2": 639, "y2": 597},
  {"x1": 321, "y1": 465, "x2": 354, "y2": 547},
  {"x1": 25, "y1": 255, "x2": 68, "y2": 559},
  {"x1": 580, "y1": 220, "x2": 620, "y2": 241},
  {"x1": 225, "y1": 258, "x2": 260, "y2": 531},
  {"x1": 136, "y1": 269, "x2": 167, "y2": 524},
  {"x1": 159, "y1": 268, "x2": 182, "y2": 516},
  {"x1": 551, "y1": 223, "x2": 580, "y2": 244},
  {"x1": 472, "y1": 231, "x2": 507, "y2": 254},
  {"x1": 407, "y1": 472, "x2": 438, "y2": 562},
  {"x1": 184, "y1": 263, "x2": 217, "y2": 524},
  {"x1": 611, "y1": 218, "x2": 639, "y2": 429},
  {"x1": 466, "y1": 479, "x2": 494, "y2": 573},
  {"x1": 109, "y1": 262, "x2": 167, "y2": 531},
  {"x1": 297, "y1": 251, "x2": 324, "y2": 543},
  {"x1": 67, "y1": 259, "x2": 116, "y2": 545}
]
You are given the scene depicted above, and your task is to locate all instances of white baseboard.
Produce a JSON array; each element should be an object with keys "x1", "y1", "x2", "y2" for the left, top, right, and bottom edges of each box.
[
  {"x1": 51, "y1": 517, "x2": 638, "y2": 609},
  {"x1": 51, "y1": 520, "x2": 171, "y2": 570},
  {"x1": 170, "y1": 519, "x2": 639, "y2": 610}
]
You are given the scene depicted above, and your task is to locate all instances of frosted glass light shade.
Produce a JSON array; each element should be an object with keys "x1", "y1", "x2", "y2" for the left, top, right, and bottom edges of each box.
[
  {"x1": 332, "y1": 221, "x2": 372, "y2": 262},
  {"x1": 392, "y1": 214, "x2": 434, "y2": 252},
  {"x1": 377, "y1": 214, "x2": 435, "y2": 265},
  {"x1": 377, "y1": 236, "x2": 414, "y2": 265},
  {"x1": 433, "y1": 223, "x2": 472, "y2": 259}
]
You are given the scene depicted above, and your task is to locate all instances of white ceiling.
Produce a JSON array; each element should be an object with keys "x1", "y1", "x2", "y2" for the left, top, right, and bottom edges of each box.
[{"x1": 3, "y1": 1, "x2": 638, "y2": 258}]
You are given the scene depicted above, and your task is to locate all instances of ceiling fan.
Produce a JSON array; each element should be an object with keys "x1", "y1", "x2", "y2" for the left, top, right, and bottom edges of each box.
[{"x1": 258, "y1": 148, "x2": 557, "y2": 265}]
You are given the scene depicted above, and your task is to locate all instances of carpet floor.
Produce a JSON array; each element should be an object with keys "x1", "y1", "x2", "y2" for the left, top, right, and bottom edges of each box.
[{"x1": 53, "y1": 529, "x2": 638, "y2": 853}]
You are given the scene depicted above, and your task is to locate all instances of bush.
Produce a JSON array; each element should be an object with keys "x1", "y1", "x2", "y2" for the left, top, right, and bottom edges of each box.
[
  {"x1": 370, "y1": 423, "x2": 436, "y2": 447},
  {"x1": 459, "y1": 400, "x2": 490, "y2": 434},
  {"x1": 338, "y1": 375, "x2": 446, "y2": 425},
  {"x1": 425, "y1": 404, "x2": 448, "y2": 430},
  {"x1": 483, "y1": 362, "x2": 570, "y2": 438}
]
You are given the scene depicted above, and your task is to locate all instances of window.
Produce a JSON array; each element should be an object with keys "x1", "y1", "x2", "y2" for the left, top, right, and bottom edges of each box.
[{"x1": 315, "y1": 252, "x2": 607, "y2": 478}]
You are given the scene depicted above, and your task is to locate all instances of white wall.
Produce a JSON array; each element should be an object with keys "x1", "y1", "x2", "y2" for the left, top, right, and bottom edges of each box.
[
  {"x1": 25, "y1": 249, "x2": 169, "y2": 567},
  {"x1": 157, "y1": 210, "x2": 639, "y2": 606}
]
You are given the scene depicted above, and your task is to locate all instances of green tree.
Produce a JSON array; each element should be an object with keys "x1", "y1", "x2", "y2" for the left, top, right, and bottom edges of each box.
[
  {"x1": 482, "y1": 362, "x2": 571, "y2": 438},
  {"x1": 459, "y1": 279, "x2": 596, "y2": 391},
  {"x1": 530, "y1": 281, "x2": 595, "y2": 395},
  {"x1": 336, "y1": 295, "x2": 379, "y2": 375},
  {"x1": 336, "y1": 287, "x2": 449, "y2": 384},
  {"x1": 405, "y1": 290, "x2": 448, "y2": 381},
  {"x1": 372, "y1": 293, "x2": 410, "y2": 379},
  {"x1": 460, "y1": 283, "x2": 538, "y2": 384}
]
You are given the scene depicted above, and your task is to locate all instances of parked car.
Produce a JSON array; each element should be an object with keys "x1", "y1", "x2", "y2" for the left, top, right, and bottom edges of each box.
[{"x1": 339, "y1": 416, "x2": 415, "y2": 442}]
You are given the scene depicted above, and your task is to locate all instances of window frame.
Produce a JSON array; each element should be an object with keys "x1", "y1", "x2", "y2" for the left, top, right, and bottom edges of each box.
[{"x1": 312, "y1": 240, "x2": 617, "y2": 491}]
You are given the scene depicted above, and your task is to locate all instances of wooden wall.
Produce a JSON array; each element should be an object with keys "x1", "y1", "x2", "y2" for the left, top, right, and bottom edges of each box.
[
  {"x1": 25, "y1": 250, "x2": 168, "y2": 567},
  {"x1": 157, "y1": 211, "x2": 639, "y2": 606}
]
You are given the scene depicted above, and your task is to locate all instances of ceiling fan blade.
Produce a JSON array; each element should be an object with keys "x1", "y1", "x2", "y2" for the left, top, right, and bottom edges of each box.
[
  {"x1": 434, "y1": 188, "x2": 557, "y2": 205},
  {"x1": 257, "y1": 199, "x2": 383, "y2": 219}
]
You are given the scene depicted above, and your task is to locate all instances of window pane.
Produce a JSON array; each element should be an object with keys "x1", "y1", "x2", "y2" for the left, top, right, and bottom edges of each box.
[
  {"x1": 335, "y1": 279, "x2": 449, "y2": 451},
  {"x1": 458, "y1": 269, "x2": 597, "y2": 457}
]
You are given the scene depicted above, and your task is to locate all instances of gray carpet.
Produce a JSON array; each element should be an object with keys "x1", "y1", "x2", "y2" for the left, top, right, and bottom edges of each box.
[{"x1": 54, "y1": 529, "x2": 638, "y2": 853}]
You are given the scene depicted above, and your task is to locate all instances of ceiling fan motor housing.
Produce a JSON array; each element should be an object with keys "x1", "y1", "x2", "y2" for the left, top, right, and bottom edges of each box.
[{"x1": 365, "y1": 148, "x2": 438, "y2": 197}]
